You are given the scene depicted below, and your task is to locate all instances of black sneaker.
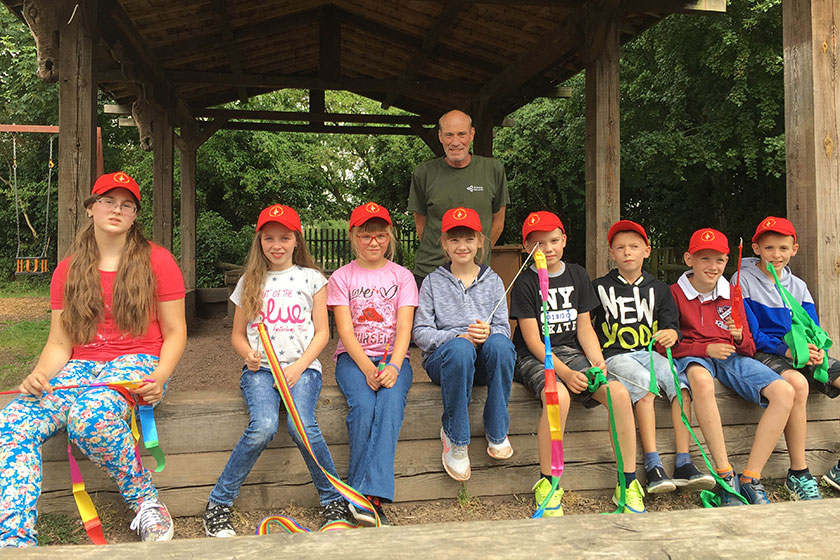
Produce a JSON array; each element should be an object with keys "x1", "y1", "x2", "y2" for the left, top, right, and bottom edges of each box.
[
  {"x1": 321, "y1": 499, "x2": 352, "y2": 529},
  {"x1": 672, "y1": 462, "x2": 716, "y2": 491},
  {"x1": 645, "y1": 465, "x2": 677, "y2": 494},
  {"x1": 349, "y1": 496, "x2": 390, "y2": 527},
  {"x1": 202, "y1": 502, "x2": 235, "y2": 538}
]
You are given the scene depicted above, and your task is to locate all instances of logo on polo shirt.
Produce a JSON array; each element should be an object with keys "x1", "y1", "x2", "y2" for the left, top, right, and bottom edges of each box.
[
  {"x1": 114, "y1": 172, "x2": 130, "y2": 183},
  {"x1": 466, "y1": 185, "x2": 484, "y2": 192}
]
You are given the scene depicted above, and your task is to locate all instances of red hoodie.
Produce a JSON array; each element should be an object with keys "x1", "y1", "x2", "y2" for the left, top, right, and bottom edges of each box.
[{"x1": 668, "y1": 272, "x2": 755, "y2": 359}]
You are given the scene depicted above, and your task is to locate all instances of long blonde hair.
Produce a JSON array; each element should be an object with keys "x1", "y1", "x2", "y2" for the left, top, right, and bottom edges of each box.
[
  {"x1": 61, "y1": 196, "x2": 156, "y2": 345},
  {"x1": 239, "y1": 229, "x2": 321, "y2": 321}
]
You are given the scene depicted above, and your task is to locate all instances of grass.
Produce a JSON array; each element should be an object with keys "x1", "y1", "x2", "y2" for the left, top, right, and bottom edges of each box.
[
  {"x1": 0, "y1": 318, "x2": 50, "y2": 389},
  {"x1": 0, "y1": 277, "x2": 50, "y2": 298}
]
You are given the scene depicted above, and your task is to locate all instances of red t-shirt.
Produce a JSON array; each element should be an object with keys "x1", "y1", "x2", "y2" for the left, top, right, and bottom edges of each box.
[{"x1": 50, "y1": 243, "x2": 185, "y2": 361}]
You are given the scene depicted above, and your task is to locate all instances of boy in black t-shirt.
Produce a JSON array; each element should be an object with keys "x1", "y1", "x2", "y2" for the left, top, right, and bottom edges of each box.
[{"x1": 510, "y1": 211, "x2": 642, "y2": 516}]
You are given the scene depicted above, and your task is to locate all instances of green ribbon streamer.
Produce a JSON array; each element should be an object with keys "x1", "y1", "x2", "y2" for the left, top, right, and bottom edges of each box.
[
  {"x1": 646, "y1": 338, "x2": 662, "y2": 397},
  {"x1": 583, "y1": 367, "x2": 627, "y2": 513},
  {"x1": 766, "y1": 262, "x2": 832, "y2": 384},
  {"x1": 657, "y1": 346, "x2": 747, "y2": 506}
]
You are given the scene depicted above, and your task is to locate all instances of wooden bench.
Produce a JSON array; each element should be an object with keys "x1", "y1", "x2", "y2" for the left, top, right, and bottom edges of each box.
[
  {"x1": 7, "y1": 498, "x2": 840, "y2": 558},
  {"x1": 2, "y1": 381, "x2": 838, "y2": 518}
]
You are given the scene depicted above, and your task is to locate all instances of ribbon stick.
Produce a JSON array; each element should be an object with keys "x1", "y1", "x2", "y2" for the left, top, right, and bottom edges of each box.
[
  {"x1": 531, "y1": 249, "x2": 565, "y2": 518},
  {"x1": 485, "y1": 242, "x2": 541, "y2": 324},
  {"x1": 256, "y1": 323, "x2": 377, "y2": 532},
  {"x1": 731, "y1": 238, "x2": 746, "y2": 335}
]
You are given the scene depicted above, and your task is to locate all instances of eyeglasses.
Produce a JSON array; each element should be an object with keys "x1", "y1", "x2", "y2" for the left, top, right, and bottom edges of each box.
[
  {"x1": 96, "y1": 197, "x2": 138, "y2": 216},
  {"x1": 356, "y1": 233, "x2": 389, "y2": 245}
]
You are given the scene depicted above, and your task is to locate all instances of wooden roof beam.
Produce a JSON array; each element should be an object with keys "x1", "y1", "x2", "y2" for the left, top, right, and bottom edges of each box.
[
  {"x1": 221, "y1": 121, "x2": 433, "y2": 136},
  {"x1": 381, "y1": 0, "x2": 467, "y2": 110},
  {"x1": 622, "y1": 0, "x2": 726, "y2": 15},
  {"x1": 190, "y1": 108, "x2": 437, "y2": 126},
  {"x1": 167, "y1": 70, "x2": 483, "y2": 95},
  {"x1": 208, "y1": 0, "x2": 248, "y2": 103}
]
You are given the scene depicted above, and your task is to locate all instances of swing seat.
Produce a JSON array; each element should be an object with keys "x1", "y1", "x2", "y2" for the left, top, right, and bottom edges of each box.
[{"x1": 15, "y1": 257, "x2": 49, "y2": 275}]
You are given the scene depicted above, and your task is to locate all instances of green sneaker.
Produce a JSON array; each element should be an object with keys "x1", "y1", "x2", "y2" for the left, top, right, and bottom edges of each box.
[
  {"x1": 532, "y1": 478, "x2": 564, "y2": 517},
  {"x1": 613, "y1": 479, "x2": 646, "y2": 513}
]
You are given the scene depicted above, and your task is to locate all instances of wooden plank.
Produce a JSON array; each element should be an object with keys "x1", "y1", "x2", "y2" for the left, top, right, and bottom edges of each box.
[
  {"x1": 57, "y1": 0, "x2": 97, "y2": 260},
  {"x1": 191, "y1": 108, "x2": 436, "y2": 126},
  {"x1": 178, "y1": 136, "x2": 196, "y2": 291},
  {"x1": 783, "y1": 0, "x2": 840, "y2": 340},
  {"x1": 8, "y1": 500, "x2": 840, "y2": 559},
  {"x1": 207, "y1": 0, "x2": 248, "y2": 103},
  {"x1": 152, "y1": 104, "x2": 174, "y2": 250},
  {"x1": 584, "y1": 12, "x2": 620, "y2": 279},
  {"x1": 220, "y1": 121, "x2": 430, "y2": 135}
]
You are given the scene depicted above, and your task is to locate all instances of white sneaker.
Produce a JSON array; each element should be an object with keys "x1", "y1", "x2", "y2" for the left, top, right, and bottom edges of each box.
[
  {"x1": 486, "y1": 435, "x2": 514, "y2": 459},
  {"x1": 441, "y1": 427, "x2": 470, "y2": 481},
  {"x1": 130, "y1": 499, "x2": 174, "y2": 542}
]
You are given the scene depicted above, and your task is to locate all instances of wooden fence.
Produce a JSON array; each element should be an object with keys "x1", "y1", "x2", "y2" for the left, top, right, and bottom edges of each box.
[{"x1": 303, "y1": 226, "x2": 419, "y2": 271}]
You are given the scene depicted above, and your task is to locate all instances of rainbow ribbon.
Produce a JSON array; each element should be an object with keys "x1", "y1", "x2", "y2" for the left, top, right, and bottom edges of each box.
[
  {"x1": 731, "y1": 238, "x2": 747, "y2": 339},
  {"x1": 255, "y1": 323, "x2": 379, "y2": 533},
  {"x1": 531, "y1": 250, "x2": 565, "y2": 518},
  {"x1": 63, "y1": 378, "x2": 166, "y2": 544}
]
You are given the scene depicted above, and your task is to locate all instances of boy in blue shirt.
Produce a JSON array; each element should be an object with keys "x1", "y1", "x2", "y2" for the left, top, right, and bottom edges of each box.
[{"x1": 733, "y1": 216, "x2": 840, "y2": 497}]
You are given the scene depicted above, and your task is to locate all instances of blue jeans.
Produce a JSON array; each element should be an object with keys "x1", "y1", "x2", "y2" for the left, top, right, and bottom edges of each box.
[
  {"x1": 334, "y1": 352, "x2": 413, "y2": 503},
  {"x1": 425, "y1": 335, "x2": 515, "y2": 446},
  {"x1": 209, "y1": 367, "x2": 341, "y2": 507}
]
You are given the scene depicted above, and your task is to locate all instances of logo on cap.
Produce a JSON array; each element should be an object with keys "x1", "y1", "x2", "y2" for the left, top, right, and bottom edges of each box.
[
  {"x1": 269, "y1": 205, "x2": 284, "y2": 217},
  {"x1": 701, "y1": 230, "x2": 716, "y2": 241},
  {"x1": 114, "y1": 172, "x2": 130, "y2": 184},
  {"x1": 365, "y1": 202, "x2": 380, "y2": 213},
  {"x1": 763, "y1": 218, "x2": 776, "y2": 228},
  {"x1": 527, "y1": 214, "x2": 540, "y2": 226},
  {"x1": 453, "y1": 208, "x2": 468, "y2": 220}
]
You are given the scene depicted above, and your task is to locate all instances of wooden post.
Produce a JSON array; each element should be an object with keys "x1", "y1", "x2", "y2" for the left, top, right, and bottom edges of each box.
[
  {"x1": 152, "y1": 106, "x2": 174, "y2": 250},
  {"x1": 783, "y1": 0, "x2": 840, "y2": 338},
  {"x1": 179, "y1": 128, "x2": 197, "y2": 324},
  {"x1": 584, "y1": 15, "x2": 620, "y2": 278},
  {"x1": 473, "y1": 98, "x2": 494, "y2": 157},
  {"x1": 57, "y1": 0, "x2": 97, "y2": 259}
]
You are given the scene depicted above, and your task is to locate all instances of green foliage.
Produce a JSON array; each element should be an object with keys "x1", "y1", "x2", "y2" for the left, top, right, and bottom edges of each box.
[
  {"x1": 0, "y1": 317, "x2": 50, "y2": 389},
  {"x1": 0, "y1": 275, "x2": 50, "y2": 297},
  {"x1": 35, "y1": 513, "x2": 85, "y2": 546},
  {"x1": 194, "y1": 211, "x2": 252, "y2": 288}
]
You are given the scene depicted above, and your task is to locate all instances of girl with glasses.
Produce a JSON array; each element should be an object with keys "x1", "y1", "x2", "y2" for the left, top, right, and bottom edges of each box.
[{"x1": 326, "y1": 202, "x2": 418, "y2": 526}]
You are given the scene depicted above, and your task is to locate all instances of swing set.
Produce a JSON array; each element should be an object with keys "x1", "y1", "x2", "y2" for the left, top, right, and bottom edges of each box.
[{"x1": 1, "y1": 124, "x2": 104, "y2": 276}]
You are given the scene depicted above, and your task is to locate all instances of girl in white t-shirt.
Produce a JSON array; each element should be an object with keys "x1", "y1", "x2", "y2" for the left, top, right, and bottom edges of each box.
[
  {"x1": 327, "y1": 202, "x2": 418, "y2": 526},
  {"x1": 203, "y1": 205, "x2": 348, "y2": 537}
]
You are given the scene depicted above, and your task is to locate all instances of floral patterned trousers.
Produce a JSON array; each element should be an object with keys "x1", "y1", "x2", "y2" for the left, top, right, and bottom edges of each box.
[{"x1": 0, "y1": 354, "x2": 161, "y2": 547}]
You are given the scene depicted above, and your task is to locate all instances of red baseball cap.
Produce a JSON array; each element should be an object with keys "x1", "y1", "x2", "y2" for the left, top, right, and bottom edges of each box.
[
  {"x1": 256, "y1": 204, "x2": 301, "y2": 233},
  {"x1": 92, "y1": 171, "x2": 141, "y2": 202},
  {"x1": 608, "y1": 220, "x2": 649, "y2": 246},
  {"x1": 688, "y1": 228, "x2": 729, "y2": 255},
  {"x1": 442, "y1": 207, "x2": 482, "y2": 233},
  {"x1": 521, "y1": 211, "x2": 565, "y2": 243},
  {"x1": 349, "y1": 202, "x2": 392, "y2": 229},
  {"x1": 752, "y1": 216, "x2": 797, "y2": 244}
]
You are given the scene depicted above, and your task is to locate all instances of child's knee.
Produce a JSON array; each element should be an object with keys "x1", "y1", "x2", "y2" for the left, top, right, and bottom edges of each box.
[
  {"x1": 781, "y1": 370, "x2": 809, "y2": 400},
  {"x1": 687, "y1": 368, "x2": 715, "y2": 399},
  {"x1": 763, "y1": 378, "x2": 794, "y2": 408}
]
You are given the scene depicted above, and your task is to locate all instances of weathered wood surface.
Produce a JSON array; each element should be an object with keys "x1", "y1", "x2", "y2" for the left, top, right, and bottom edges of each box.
[
  {"x1": 5, "y1": 499, "x2": 839, "y2": 559},
  {"x1": 2, "y1": 381, "x2": 838, "y2": 516}
]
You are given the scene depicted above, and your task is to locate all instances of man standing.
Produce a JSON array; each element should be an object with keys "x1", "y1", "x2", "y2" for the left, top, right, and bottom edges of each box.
[{"x1": 408, "y1": 110, "x2": 510, "y2": 285}]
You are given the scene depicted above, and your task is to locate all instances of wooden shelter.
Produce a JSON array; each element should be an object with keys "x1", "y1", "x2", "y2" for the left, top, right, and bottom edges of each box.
[{"x1": 1, "y1": 0, "x2": 836, "y2": 335}]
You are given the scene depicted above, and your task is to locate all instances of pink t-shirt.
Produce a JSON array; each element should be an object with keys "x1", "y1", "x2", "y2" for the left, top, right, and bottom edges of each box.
[
  {"x1": 50, "y1": 243, "x2": 186, "y2": 361},
  {"x1": 326, "y1": 260, "x2": 418, "y2": 359}
]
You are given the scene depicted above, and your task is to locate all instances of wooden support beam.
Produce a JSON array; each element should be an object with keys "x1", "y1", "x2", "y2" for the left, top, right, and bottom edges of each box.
[
  {"x1": 622, "y1": 0, "x2": 727, "y2": 14},
  {"x1": 584, "y1": 11, "x2": 620, "y2": 279},
  {"x1": 208, "y1": 0, "x2": 248, "y2": 103},
  {"x1": 411, "y1": 122, "x2": 445, "y2": 157},
  {"x1": 381, "y1": 0, "x2": 466, "y2": 110},
  {"x1": 221, "y1": 121, "x2": 433, "y2": 136},
  {"x1": 167, "y1": 71, "x2": 482, "y2": 95},
  {"x1": 190, "y1": 108, "x2": 436, "y2": 126},
  {"x1": 57, "y1": 0, "x2": 97, "y2": 260},
  {"x1": 178, "y1": 127, "x2": 197, "y2": 295},
  {"x1": 472, "y1": 97, "x2": 494, "y2": 157},
  {"x1": 783, "y1": 0, "x2": 840, "y2": 339},
  {"x1": 152, "y1": 106, "x2": 174, "y2": 250}
]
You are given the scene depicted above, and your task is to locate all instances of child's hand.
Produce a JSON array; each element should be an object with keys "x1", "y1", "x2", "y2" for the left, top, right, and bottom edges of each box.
[
  {"x1": 807, "y1": 344, "x2": 824, "y2": 366},
  {"x1": 591, "y1": 359, "x2": 607, "y2": 376},
  {"x1": 19, "y1": 370, "x2": 52, "y2": 397},
  {"x1": 559, "y1": 365, "x2": 589, "y2": 394},
  {"x1": 245, "y1": 349, "x2": 262, "y2": 371},
  {"x1": 130, "y1": 378, "x2": 163, "y2": 405},
  {"x1": 363, "y1": 363, "x2": 382, "y2": 391},
  {"x1": 457, "y1": 333, "x2": 478, "y2": 347},
  {"x1": 654, "y1": 328, "x2": 678, "y2": 349},
  {"x1": 283, "y1": 362, "x2": 304, "y2": 389},
  {"x1": 707, "y1": 343, "x2": 736, "y2": 359},
  {"x1": 467, "y1": 319, "x2": 490, "y2": 345},
  {"x1": 377, "y1": 363, "x2": 399, "y2": 389},
  {"x1": 725, "y1": 317, "x2": 743, "y2": 344}
]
